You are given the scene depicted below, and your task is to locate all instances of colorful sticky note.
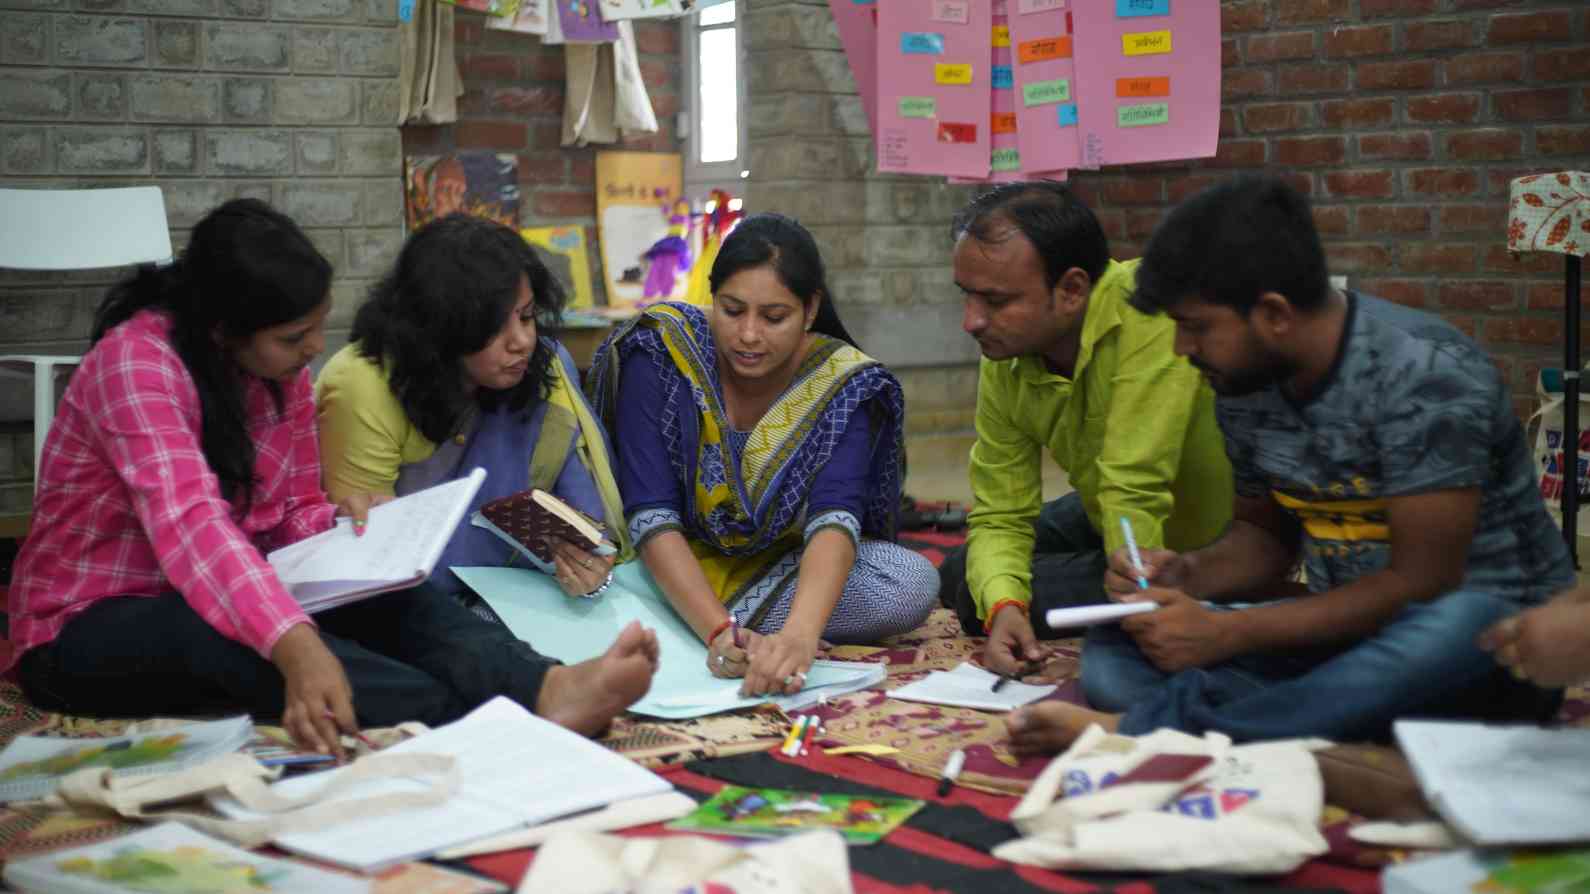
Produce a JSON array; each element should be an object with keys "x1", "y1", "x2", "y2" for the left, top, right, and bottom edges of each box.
[
  {"x1": 1117, "y1": 102, "x2": 1170, "y2": 127},
  {"x1": 992, "y1": 147, "x2": 1021, "y2": 171},
  {"x1": 937, "y1": 121, "x2": 978, "y2": 143},
  {"x1": 930, "y1": 0, "x2": 969, "y2": 24},
  {"x1": 1016, "y1": 0, "x2": 1063, "y2": 13},
  {"x1": 1022, "y1": 78, "x2": 1070, "y2": 107},
  {"x1": 398, "y1": 0, "x2": 414, "y2": 20},
  {"x1": 901, "y1": 32, "x2": 946, "y2": 54},
  {"x1": 992, "y1": 24, "x2": 1011, "y2": 46},
  {"x1": 851, "y1": 0, "x2": 874, "y2": 4},
  {"x1": 1016, "y1": 35, "x2": 1072, "y2": 63},
  {"x1": 934, "y1": 63, "x2": 974, "y2": 85},
  {"x1": 1122, "y1": 29, "x2": 1172, "y2": 55},
  {"x1": 899, "y1": 96, "x2": 937, "y2": 118},
  {"x1": 1115, "y1": 76, "x2": 1171, "y2": 97},
  {"x1": 1116, "y1": 0, "x2": 1169, "y2": 16},
  {"x1": 992, "y1": 112, "x2": 1018, "y2": 133},
  {"x1": 1056, "y1": 103, "x2": 1078, "y2": 126},
  {"x1": 991, "y1": 65, "x2": 1013, "y2": 89}
]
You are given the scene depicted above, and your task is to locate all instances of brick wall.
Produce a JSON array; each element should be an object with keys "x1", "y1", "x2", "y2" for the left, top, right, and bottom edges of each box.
[
  {"x1": 0, "y1": 0, "x2": 404, "y2": 517},
  {"x1": 400, "y1": 11, "x2": 683, "y2": 305},
  {"x1": 745, "y1": 0, "x2": 1590, "y2": 433},
  {"x1": 1067, "y1": 0, "x2": 1590, "y2": 420}
]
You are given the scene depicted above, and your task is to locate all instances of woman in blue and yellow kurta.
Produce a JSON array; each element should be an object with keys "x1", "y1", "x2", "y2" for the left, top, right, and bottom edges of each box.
[{"x1": 589, "y1": 214, "x2": 938, "y2": 697}]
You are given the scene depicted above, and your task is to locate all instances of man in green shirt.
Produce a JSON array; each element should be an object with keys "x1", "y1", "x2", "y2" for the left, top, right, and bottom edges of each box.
[{"x1": 939, "y1": 181, "x2": 1234, "y2": 678}]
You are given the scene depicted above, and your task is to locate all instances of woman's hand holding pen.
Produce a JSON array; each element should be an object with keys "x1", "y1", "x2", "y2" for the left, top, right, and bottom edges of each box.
[
  {"x1": 741, "y1": 627, "x2": 819, "y2": 698},
  {"x1": 333, "y1": 493, "x2": 392, "y2": 537},
  {"x1": 707, "y1": 619, "x2": 755, "y2": 678}
]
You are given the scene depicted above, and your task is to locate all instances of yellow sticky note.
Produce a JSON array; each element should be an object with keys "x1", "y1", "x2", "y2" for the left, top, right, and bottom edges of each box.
[
  {"x1": 824, "y1": 744, "x2": 903, "y2": 757},
  {"x1": 934, "y1": 63, "x2": 974, "y2": 85},
  {"x1": 992, "y1": 24, "x2": 1010, "y2": 47},
  {"x1": 1122, "y1": 29, "x2": 1172, "y2": 56}
]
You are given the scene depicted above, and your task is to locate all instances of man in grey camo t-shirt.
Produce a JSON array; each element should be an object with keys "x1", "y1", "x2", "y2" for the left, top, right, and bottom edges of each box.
[{"x1": 1004, "y1": 176, "x2": 1574, "y2": 755}]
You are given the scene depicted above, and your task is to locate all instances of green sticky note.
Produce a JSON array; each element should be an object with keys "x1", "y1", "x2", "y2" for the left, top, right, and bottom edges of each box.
[
  {"x1": 1117, "y1": 102, "x2": 1170, "y2": 127},
  {"x1": 898, "y1": 96, "x2": 937, "y2": 118},
  {"x1": 1021, "y1": 78, "x2": 1070, "y2": 107},
  {"x1": 991, "y1": 148, "x2": 1021, "y2": 172}
]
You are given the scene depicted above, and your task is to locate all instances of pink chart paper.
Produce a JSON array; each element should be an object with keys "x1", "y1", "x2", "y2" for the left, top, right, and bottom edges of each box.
[
  {"x1": 829, "y1": 0, "x2": 879, "y2": 136},
  {"x1": 1069, "y1": 0, "x2": 1220, "y2": 167},
  {"x1": 1006, "y1": 2, "x2": 1081, "y2": 173},
  {"x1": 875, "y1": 0, "x2": 992, "y2": 178}
]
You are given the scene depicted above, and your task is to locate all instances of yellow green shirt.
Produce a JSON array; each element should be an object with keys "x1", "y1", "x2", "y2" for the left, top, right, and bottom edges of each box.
[{"x1": 966, "y1": 258, "x2": 1233, "y2": 620}]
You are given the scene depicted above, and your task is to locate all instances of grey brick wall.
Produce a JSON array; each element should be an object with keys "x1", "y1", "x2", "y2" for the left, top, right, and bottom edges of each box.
[
  {"x1": 0, "y1": 0, "x2": 403, "y2": 512},
  {"x1": 743, "y1": 0, "x2": 982, "y2": 436}
]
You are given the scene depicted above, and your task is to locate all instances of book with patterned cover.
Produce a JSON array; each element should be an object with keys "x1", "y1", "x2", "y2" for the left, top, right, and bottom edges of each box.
[{"x1": 473, "y1": 489, "x2": 615, "y2": 573}]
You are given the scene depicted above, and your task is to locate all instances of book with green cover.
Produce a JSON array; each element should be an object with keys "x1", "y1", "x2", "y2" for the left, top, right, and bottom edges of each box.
[{"x1": 666, "y1": 785, "x2": 924, "y2": 845}]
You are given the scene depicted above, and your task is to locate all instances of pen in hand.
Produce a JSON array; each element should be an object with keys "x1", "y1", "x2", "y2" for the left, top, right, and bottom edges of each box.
[
  {"x1": 1119, "y1": 517, "x2": 1150, "y2": 591},
  {"x1": 990, "y1": 658, "x2": 1042, "y2": 692}
]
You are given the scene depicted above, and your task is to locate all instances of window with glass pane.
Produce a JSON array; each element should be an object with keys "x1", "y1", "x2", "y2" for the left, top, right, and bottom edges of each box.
[{"x1": 695, "y1": 3, "x2": 738, "y2": 165}]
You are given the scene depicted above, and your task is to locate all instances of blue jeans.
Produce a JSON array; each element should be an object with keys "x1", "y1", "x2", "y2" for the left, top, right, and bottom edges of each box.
[
  {"x1": 1081, "y1": 588, "x2": 1562, "y2": 742},
  {"x1": 18, "y1": 583, "x2": 558, "y2": 728}
]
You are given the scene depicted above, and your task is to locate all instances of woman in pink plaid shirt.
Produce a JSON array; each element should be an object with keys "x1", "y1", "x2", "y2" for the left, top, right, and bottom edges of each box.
[{"x1": 7, "y1": 200, "x2": 657, "y2": 755}]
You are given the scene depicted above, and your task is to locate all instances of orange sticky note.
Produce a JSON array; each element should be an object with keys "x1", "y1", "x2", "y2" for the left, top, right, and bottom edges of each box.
[
  {"x1": 991, "y1": 112, "x2": 1017, "y2": 134},
  {"x1": 1115, "y1": 76, "x2": 1171, "y2": 98},
  {"x1": 1017, "y1": 35, "x2": 1072, "y2": 64}
]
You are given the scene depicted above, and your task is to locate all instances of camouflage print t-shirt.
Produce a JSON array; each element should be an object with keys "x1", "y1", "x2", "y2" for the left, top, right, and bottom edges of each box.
[{"x1": 1216, "y1": 292, "x2": 1573, "y2": 606}]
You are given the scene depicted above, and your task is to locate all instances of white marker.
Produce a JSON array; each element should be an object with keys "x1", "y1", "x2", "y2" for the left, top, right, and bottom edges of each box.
[
  {"x1": 1120, "y1": 517, "x2": 1150, "y2": 590},
  {"x1": 1045, "y1": 601, "x2": 1159, "y2": 629}
]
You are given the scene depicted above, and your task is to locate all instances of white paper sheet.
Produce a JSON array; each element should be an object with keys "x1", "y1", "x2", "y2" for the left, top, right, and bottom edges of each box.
[{"x1": 888, "y1": 661, "x2": 1057, "y2": 712}]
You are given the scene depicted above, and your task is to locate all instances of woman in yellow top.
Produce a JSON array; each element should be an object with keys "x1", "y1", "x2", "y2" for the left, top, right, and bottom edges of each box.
[
  {"x1": 316, "y1": 214, "x2": 628, "y2": 603},
  {"x1": 589, "y1": 214, "x2": 939, "y2": 697}
]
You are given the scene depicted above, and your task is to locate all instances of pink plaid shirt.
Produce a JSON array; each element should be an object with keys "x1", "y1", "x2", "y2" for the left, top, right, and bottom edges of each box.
[{"x1": 6, "y1": 310, "x2": 336, "y2": 670}]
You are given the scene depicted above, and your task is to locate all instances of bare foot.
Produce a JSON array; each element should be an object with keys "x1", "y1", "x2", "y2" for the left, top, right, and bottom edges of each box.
[
  {"x1": 1005, "y1": 702, "x2": 1120, "y2": 756},
  {"x1": 536, "y1": 622, "x2": 659, "y2": 736}
]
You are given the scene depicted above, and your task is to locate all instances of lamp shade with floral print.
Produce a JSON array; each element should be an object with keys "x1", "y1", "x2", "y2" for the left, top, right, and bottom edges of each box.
[{"x1": 1509, "y1": 172, "x2": 1590, "y2": 258}]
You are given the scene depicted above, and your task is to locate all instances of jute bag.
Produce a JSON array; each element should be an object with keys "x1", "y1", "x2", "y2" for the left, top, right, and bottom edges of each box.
[
  {"x1": 520, "y1": 830, "x2": 854, "y2": 894},
  {"x1": 45, "y1": 751, "x2": 459, "y2": 849},
  {"x1": 993, "y1": 725, "x2": 1329, "y2": 875}
]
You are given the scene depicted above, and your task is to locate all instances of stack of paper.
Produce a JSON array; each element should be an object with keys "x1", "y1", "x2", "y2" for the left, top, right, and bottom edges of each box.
[
  {"x1": 209, "y1": 697, "x2": 673, "y2": 873},
  {"x1": 0, "y1": 715, "x2": 253, "y2": 803},
  {"x1": 3, "y1": 822, "x2": 369, "y2": 894},
  {"x1": 888, "y1": 662, "x2": 1056, "y2": 712},
  {"x1": 1394, "y1": 720, "x2": 1590, "y2": 845},
  {"x1": 452, "y1": 563, "x2": 887, "y2": 719}
]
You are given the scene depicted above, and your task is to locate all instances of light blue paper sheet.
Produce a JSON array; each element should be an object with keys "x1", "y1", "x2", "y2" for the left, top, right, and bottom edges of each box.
[{"x1": 451, "y1": 562, "x2": 885, "y2": 719}]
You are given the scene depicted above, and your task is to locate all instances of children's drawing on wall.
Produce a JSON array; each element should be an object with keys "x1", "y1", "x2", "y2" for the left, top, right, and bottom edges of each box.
[
  {"x1": 404, "y1": 153, "x2": 521, "y2": 231},
  {"x1": 594, "y1": 151, "x2": 687, "y2": 308}
]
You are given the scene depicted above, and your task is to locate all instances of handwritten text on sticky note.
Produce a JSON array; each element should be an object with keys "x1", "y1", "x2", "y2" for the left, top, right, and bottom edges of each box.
[
  {"x1": 1116, "y1": 0, "x2": 1169, "y2": 16},
  {"x1": 1017, "y1": 35, "x2": 1072, "y2": 63},
  {"x1": 936, "y1": 121, "x2": 978, "y2": 143},
  {"x1": 930, "y1": 0, "x2": 969, "y2": 23},
  {"x1": 1017, "y1": 0, "x2": 1064, "y2": 14},
  {"x1": 1122, "y1": 29, "x2": 1172, "y2": 55},
  {"x1": 1057, "y1": 103, "x2": 1078, "y2": 126},
  {"x1": 1118, "y1": 102, "x2": 1170, "y2": 127},
  {"x1": 899, "y1": 97, "x2": 937, "y2": 118},
  {"x1": 992, "y1": 148, "x2": 1022, "y2": 171},
  {"x1": 934, "y1": 63, "x2": 974, "y2": 85},
  {"x1": 992, "y1": 65, "x2": 1013, "y2": 89},
  {"x1": 901, "y1": 32, "x2": 946, "y2": 54},
  {"x1": 992, "y1": 112, "x2": 1018, "y2": 134},
  {"x1": 1116, "y1": 76, "x2": 1170, "y2": 97},
  {"x1": 992, "y1": 24, "x2": 1011, "y2": 46},
  {"x1": 1022, "y1": 78, "x2": 1070, "y2": 107}
]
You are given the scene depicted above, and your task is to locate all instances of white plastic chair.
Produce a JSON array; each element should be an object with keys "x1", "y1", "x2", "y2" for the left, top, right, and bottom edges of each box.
[{"x1": 0, "y1": 187, "x2": 174, "y2": 492}]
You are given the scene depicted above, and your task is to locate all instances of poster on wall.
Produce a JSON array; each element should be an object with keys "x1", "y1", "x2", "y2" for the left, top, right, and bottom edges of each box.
[
  {"x1": 1006, "y1": 0, "x2": 1082, "y2": 173},
  {"x1": 404, "y1": 153, "x2": 521, "y2": 231},
  {"x1": 522, "y1": 225, "x2": 597, "y2": 308},
  {"x1": 874, "y1": 0, "x2": 994, "y2": 179},
  {"x1": 827, "y1": 0, "x2": 878, "y2": 136},
  {"x1": 487, "y1": 0, "x2": 550, "y2": 34},
  {"x1": 595, "y1": 151, "x2": 688, "y2": 308},
  {"x1": 1069, "y1": 0, "x2": 1221, "y2": 168}
]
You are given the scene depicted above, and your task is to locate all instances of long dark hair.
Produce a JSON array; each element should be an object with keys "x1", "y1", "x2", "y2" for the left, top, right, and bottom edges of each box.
[
  {"x1": 351, "y1": 214, "x2": 567, "y2": 445},
  {"x1": 707, "y1": 212, "x2": 859, "y2": 348},
  {"x1": 92, "y1": 198, "x2": 332, "y2": 506}
]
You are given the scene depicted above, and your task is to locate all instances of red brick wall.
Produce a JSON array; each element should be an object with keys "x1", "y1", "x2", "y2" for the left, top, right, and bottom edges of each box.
[
  {"x1": 399, "y1": 12, "x2": 683, "y2": 304},
  {"x1": 1066, "y1": 0, "x2": 1590, "y2": 418}
]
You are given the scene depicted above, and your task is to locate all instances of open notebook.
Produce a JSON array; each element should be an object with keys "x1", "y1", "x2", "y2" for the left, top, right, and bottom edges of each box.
[
  {"x1": 266, "y1": 468, "x2": 486, "y2": 613},
  {"x1": 209, "y1": 697, "x2": 672, "y2": 874},
  {"x1": 452, "y1": 562, "x2": 886, "y2": 719}
]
